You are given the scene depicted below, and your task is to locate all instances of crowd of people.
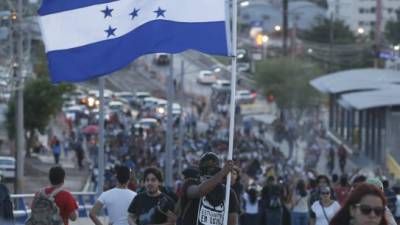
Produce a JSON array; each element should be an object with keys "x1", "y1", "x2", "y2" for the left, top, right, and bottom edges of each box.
[
  {"x1": 1, "y1": 155, "x2": 398, "y2": 225},
  {"x1": 0, "y1": 90, "x2": 398, "y2": 225}
]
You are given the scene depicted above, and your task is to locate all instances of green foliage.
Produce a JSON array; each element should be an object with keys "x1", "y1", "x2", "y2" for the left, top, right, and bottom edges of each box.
[
  {"x1": 301, "y1": 18, "x2": 356, "y2": 44},
  {"x1": 6, "y1": 77, "x2": 73, "y2": 140},
  {"x1": 385, "y1": 20, "x2": 400, "y2": 44},
  {"x1": 254, "y1": 57, "x2": 323, "y2": 109}
]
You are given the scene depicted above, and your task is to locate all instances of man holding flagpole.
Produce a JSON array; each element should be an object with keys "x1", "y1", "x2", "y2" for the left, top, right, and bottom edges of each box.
[{"x1": 177, "y1": 152, "x2": 240, "y2": 225}]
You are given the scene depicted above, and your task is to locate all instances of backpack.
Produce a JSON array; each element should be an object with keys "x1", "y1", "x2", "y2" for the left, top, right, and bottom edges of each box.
[
  {"x1": 0, "y1": 184, "x2": 14, "y2": 221},
  {"x1": 268, "y1": 195, "x2": 282, "y2": 209},
  {"x1": 267, "y1": 185, "x2": 282, "y2": 209},
  {"x1": 25, "y1": 187, "x2": 64, "y2": 225}
]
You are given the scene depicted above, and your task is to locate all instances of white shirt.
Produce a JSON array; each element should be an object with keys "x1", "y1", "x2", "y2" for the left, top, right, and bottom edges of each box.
[
  {"x1": 98, "y1": 188, "x2": 137, "y2": 225},
  {"x1": 395, "y1": 195, "x2": 400, "y2": 217},
  {"x1": 243, "y1": 193, "x2": 259, "y2": 214},
  {"x1": 311, "y1": 201, "x2": 340, "y2": 225},
  {"x1": 292, "y1": 194, "x2": 309, "y2": 213}
]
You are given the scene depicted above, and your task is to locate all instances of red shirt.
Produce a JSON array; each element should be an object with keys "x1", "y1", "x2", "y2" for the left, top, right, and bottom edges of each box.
[
  {"x1": 333, "y1": 186, "x2": 350, "y2": 205},
  {"x1": 41, "y1": 187, "x2": 78, "y2": 225}
]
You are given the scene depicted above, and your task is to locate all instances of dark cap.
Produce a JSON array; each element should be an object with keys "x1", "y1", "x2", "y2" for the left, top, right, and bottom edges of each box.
[
  {"x1": 199, "y1": 152, "x2": 220, "y2": 168},
  {"x1": 182, "y1": 167, "x2": 200, "y2": 179},
  {"x1": 199, "y1": 152, "x2": 221, "y2": 176}
]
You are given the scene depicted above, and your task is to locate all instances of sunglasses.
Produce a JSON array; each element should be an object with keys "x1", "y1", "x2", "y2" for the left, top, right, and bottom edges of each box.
[
  {"x1": 355, "y1": 204, "x2": 385, "y2": 216},
  {"x1": 320, "y1": 191, "x2": 330, "y2": 195}
]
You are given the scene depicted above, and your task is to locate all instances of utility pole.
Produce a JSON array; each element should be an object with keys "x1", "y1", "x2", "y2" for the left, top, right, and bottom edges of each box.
[
  {"x1": 177, "y1": 61, "x2": 184, "y2": 176},
  {"x1": 329, "y1": 12, "x2": 334, "y2": 72},
  {"x1": 97, "y1": 77, "x2": 105, "y2": 196},
  {"x1": 282, "y1": 0, "x2": 288, "y2": 56},
  {"x1": 375, "y1": 0, "x2": 382, "y2": 68},
  {"x1": 14, "y1": 0, "x2": 25, "y2": 194},
  {"x1": 165, "y1": 55, "x2": 174, "y2": 187}
]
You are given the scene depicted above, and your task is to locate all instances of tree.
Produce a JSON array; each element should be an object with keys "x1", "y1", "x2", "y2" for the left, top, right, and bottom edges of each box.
[
  {"x1": 254, "y1": 57, "x2": 323, "y2": 110},
  {"x1": 300, "y1": 18, "x2": 373, "y2": 71},
  {"x1": 385, "y1": 20, "x2": 400, "y2": 44},
  {"x1": 301, "y1": 18, "x2": 356, "y2": 44},
  {"x1": 254, "y1": 57, "x2": 324, "y2": 159},
  {"x1": 6, "y1": 77, "x2": 73, "y2": 156}
]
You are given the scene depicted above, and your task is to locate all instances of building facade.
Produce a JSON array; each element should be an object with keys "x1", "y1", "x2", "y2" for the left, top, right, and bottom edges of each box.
[{"x1": 327, "y1": 0, "x2": 400, "y2": 33}]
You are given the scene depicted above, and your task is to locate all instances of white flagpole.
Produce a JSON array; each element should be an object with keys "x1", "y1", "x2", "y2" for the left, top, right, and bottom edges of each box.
[
  {"x1": 97, "y1": 77, "x2": 105, "y2": 196},
  {"x1": 223, "y1": 0, "x2": 237, "y2": 223}
]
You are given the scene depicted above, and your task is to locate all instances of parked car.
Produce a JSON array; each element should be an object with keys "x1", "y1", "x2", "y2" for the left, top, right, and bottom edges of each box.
[
  {"x1": 142, "y1": 97, "x2": 164, "y2": 110},
  {"x1": 136, "y1": 118, "x2": 159, "y2": 130},
  {"x1": 108, "y1": 101, "x2": 124, "y2": 112},
  {"x1": 114, "y1": 91, "x2": 134, "y2": 104},
  {"x1": 197, "y1": 70, "x2": 217, "y2": 84},
  {"x1": 133, "y1": 92, "x2": 151, "y2": 106},
  {"x1": 236, "y1": 90, "x2": 256, "y2": 104},
  {"x1": 237, "y1": 62, "x2": 251, "y2": 72},
  {"x1": 212, "y1": 79, "x2": 231, "y2": 92},
  {"x1": 63, "y1": 105, "x2": 89, "y2": 120},
  {"x1": 0, "y1": 156, "x2": 15, "y2": 181}
]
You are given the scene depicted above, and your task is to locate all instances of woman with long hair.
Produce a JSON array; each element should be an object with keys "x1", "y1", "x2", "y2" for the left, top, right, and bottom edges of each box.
[
  {"x1": 242, "y1": 187, "x2": 260, "y2": 225},
  {"x1": 330, "y1": 183, "x2": 388, "y2": 225},
  {"x1": 291, "y1": 180, "x2": 309, "y2": 225}
]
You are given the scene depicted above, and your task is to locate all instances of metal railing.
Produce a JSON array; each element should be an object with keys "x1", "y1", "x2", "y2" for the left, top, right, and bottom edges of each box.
[{"x1": 10, "y1": 192, "x2": 97, "y2": 224}]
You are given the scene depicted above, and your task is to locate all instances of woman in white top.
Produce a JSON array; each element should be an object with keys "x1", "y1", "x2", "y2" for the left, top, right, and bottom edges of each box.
[
  {"x1": 291, "y1": 180, "x2": 309, "y2": 225},
  {"x1": 242, "y1": 188, "x2": 260, "y2": 225},
  {"x1": 310, "y1": 186, "x2": 341, "y2": 225}
]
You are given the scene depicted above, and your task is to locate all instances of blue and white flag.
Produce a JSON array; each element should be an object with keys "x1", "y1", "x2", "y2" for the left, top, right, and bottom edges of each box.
[{"x1": 38, "y1": 0, "x2": 229, "y2": 83}]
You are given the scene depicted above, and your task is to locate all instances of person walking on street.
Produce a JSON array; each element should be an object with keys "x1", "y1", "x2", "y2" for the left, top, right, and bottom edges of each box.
[
  {"x1": 262, "y1": 181, "x2": 284, "y2": 225},
  {"x1": 291, "y1": 180, "x2": 309, "y2": 225},
  {"x1": 382, "y1": 180, "x2": 397, "y2": 215},
  {"x1": 90, "y1": 165, "x2": 137, "y2": 225},
  {"x1": 309, "y1": 175, "x2": 333, "y2": 207},
  {"x1": 309, "y1": 186, "x2": 340, "y2": 225},
  {"x1": 177, "y1": 152, "x2": 240, "y2": 225},
  {"x1": 337, "y1": 145, "x2": 347, "y2": 174},
  {"x1": 0, "y1": 176, "x2": 14, "y2": 225},
  {"x1": 73, "y1": 138, "x2": 84, "y2": 170},
  {"x1": 127, "y1": 167, "x2": 176, "y2": 225},
  {"x1": 242, "y1": 187, "x2": 260, "y2": 225},
  {"x1": 329, "y1": 183, "x2": 388, "y2": 225},
  {"x1": 52, "y1": 137, "x2": 61, "y2": 165},
  {"x1": 327, "y1": 146, "x2": 335, "y2": 175},
  {"x1": 27, "y1": 166, "x2": 78, "y2": 225}
]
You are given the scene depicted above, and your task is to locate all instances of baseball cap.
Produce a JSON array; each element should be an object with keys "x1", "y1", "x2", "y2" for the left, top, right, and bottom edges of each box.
[{"x1": 366, "y1": 178, "x2": 383, "y2": 190}]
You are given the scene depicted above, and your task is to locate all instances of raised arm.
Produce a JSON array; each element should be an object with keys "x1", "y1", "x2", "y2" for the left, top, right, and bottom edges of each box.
[{"x1": 187, "y1": 160, "x2": 234, "y2": 199}]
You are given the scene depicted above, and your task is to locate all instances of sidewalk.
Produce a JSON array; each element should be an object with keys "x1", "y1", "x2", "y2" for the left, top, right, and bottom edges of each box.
[
  {"x1": 262, "y1": 129, "x2": 378, "y2": 178},
  {"x1": 34, "y1": 151, "x2": 77, "y2": 169}
]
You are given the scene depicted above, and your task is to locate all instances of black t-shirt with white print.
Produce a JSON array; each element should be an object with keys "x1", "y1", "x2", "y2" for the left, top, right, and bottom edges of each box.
[
  {"x1": 180, "y1": 179, "x2": 240, "y2": 225},
  {"x1": 127, "y1": 192, "x2": 175, "y2": 225}
]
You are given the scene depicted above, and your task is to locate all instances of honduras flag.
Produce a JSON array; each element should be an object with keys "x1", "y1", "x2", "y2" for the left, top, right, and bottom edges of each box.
[{"x1": 38, "y1": 0, "x2": 230, "y2": 83}]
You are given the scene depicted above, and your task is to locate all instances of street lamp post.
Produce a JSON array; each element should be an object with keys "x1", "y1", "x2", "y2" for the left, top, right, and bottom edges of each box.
[
  {"x1": 13, "y1": 0, "x2": 25, "y2": 195},
  {"x1": 282, "y1": 0, "x2": 288, "y2": 56},
  {"x1": 238, "y1": 0, "x2": 249, "y2": 36}
]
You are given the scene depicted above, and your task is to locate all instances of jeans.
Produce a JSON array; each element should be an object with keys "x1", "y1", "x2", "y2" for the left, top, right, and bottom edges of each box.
[
  {"x1": 242, "y1": 213, "x2": 260, "y2": 225},
  {"x1": 265, "y1": 208, "x2": 282, "y2": 225},
  {"x1": 291, "y1": 212, "x2": 308, "y2": 225}
]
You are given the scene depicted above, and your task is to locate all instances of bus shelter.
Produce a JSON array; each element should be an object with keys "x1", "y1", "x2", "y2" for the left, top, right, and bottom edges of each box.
[{"x1": 310, "y1": 69, "x2": 400, "y2": 174}]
